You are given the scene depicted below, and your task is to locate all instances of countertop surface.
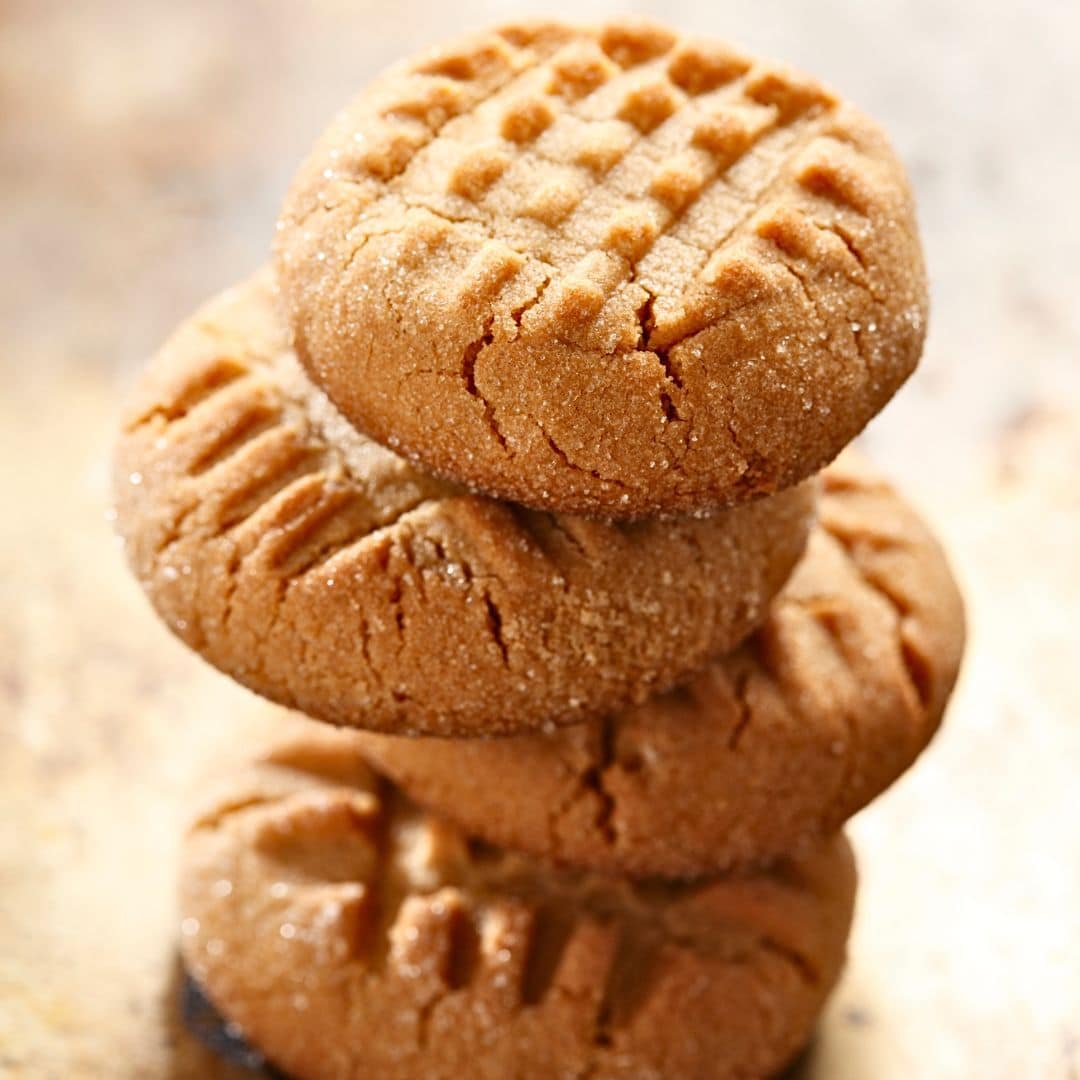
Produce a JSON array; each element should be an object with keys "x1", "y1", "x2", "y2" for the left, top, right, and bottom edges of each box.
[{"x1": 1, "y1": 2, "x2": 1078, "y2": 1077}]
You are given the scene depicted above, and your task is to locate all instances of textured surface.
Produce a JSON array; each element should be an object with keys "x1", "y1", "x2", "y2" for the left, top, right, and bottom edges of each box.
[
  {"x1": 180, "y1": 719, "x2": 855, "y2": 1080},
  {"x1": 356, "y1": 453, "x2": 965, "y2": 877},
  {"x1": 113, "y1": 270, "x2": 813, "y2": 737},
  {"x1": 3, "y1": 2, "x2": 1079, "y2": 1078},
  {"x1": 276, "y1": 18, "x2": 925, "y2": 517}
]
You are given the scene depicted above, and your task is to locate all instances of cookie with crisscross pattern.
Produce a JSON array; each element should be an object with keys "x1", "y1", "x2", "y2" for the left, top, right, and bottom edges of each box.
[
  {"x1": 355, "y1": 453, "x2": 965, "y2": 877},
  {"x1": 112, "y1": 271, "x2": 814, "y2": 736},
  {"x1": 180, "y1": 719, "x2": 856, "y2": 1079},
  {"x1": 276, "y1": 18, "x2": 926, "y2": 518}
]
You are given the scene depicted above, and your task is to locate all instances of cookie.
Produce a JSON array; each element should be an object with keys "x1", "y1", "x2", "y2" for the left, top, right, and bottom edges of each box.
[
  {"x1": 113, "y1": 271, "x2": 814, "y2": 737},
  {"x1": 275, "y1": 18, "x2": 926, "y2": 518},
  {"x1": 180, "y1": 720, "x2": 856, "y2": 1080},
  {"x1": 354, "y1": 453, "x2": 965, "y2": 877}
]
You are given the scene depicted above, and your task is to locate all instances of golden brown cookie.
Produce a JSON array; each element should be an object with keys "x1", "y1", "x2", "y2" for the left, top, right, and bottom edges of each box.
[
  {"x1": 355, "y1": 453, "x2": 965, "y2": 877},
  {"x1": 180, "y1": 720, "x2": 856, "y2": 1080},
  {"x1": 275, "y1": 18, "x2": 926, "y2": 518},
  {"x1": 113, "y1": 271, "x2": 814, "y2": 737}
]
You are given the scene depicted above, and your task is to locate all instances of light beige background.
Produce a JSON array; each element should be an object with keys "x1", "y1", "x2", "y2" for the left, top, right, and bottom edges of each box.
[{"x1": 1, "y1": 2, "x2": 1078, "y2": 1077}]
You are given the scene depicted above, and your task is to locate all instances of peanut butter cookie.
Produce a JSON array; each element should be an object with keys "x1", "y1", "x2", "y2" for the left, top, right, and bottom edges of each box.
[
  {"x1": 113, "y1": 271, "x2": 813, "y2": 736},
  {"x1": 180, "y1": 720, "x2": 856, "y2": 1080},
  {"x1": 355, "y1": 453, "x2": 965, "y2": 877},
  {"x1": 276, "y1": 18, "x2": 926, "y2": 517}
]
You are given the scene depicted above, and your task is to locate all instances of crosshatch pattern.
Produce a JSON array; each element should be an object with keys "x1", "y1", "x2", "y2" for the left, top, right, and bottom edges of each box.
[{"x1": 276, "y1": 19, "x2": 926, "y2": 517}]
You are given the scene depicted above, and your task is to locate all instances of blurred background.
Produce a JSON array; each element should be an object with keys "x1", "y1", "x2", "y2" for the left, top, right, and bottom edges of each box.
[{"x1": 1, "y1": 2, "x2": 1077, "y2": 1077}]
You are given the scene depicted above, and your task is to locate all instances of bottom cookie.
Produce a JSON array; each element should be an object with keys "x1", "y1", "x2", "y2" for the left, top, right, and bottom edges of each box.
[{"x1": 180, "y1": 720, "x2": 856, "y2": 1080}]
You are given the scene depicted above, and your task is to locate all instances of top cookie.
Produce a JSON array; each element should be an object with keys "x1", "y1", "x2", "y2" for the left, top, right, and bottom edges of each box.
[{"x1": 276, "y1": 18, "x2": 926, "y2": 519}]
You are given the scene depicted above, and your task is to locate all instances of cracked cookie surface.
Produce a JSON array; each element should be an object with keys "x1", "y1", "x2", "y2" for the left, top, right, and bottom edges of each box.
[
  {"x1": 356, "y1": 453, "x2": 965, "y2": 876},
  {"x1": 112, "y1": 270, "x2": 814, "y2": 736},
  {"x1": 276, "y1": 17, "x2": 926, "y2": 518},
  {"x1": 180, "y1": 718, "x2": 856, "y2": 1080}
]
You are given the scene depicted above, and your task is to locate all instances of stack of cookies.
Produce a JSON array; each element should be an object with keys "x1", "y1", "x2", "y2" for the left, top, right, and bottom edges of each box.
[{"x1": 113, "y1": 19, "x2": 965, "y2": 1079}]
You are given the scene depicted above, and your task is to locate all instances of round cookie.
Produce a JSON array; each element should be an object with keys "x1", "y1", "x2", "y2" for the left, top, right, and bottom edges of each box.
[
  {"x1": 180, "y1": 721, "x2": 857, "y2": 1080},
  {"x1": 355, "y1": 453, "x2": 965, "y2": 877},
  {"x1": 113, "y1": 271, "x2": 814, "y2": 737},
  {"x1": 276, "y1": 18, "x2": 926, "y2": 518}
]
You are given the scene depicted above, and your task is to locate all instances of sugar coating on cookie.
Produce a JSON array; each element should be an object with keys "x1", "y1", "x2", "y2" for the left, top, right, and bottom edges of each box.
[
  {"x1": 181, "y1": 721, "x2": 857, "y2": 1080},
  {"x1": 112, "y1": 271, "x2": 815, "y2": 737},
  {"x1": 276, "y1": 17, "x2": 926, "y2": 518},
  {"x1": 355, "y1": 452, "x2": 966, "y2": 877}
]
